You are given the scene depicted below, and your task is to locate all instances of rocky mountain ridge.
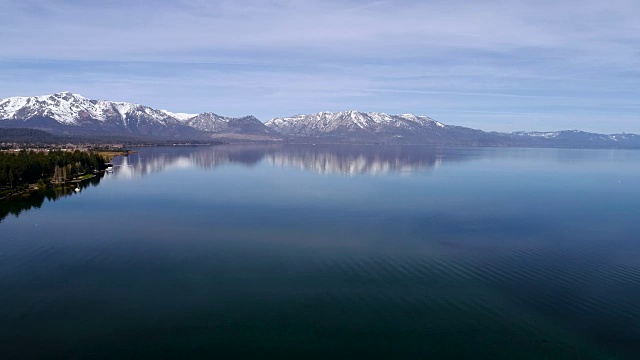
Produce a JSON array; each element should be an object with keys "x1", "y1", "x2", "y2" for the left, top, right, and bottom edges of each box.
[
  {"x1": 0, "y1": 92, "x2": 272, "y2": 139},
  {"x1": 1, "y1": 92, "x2": 639, "y2": 148}
]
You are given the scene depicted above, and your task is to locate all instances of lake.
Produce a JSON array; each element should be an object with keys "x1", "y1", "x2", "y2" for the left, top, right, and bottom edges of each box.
[{"x1": 1, "y1": 144, "x2": 639, "y2": 359}]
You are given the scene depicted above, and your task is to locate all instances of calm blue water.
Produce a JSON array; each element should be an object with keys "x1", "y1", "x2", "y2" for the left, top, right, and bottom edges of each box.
[{"x1": 1, "y1": 145, "x2": 639, "y2": 359}]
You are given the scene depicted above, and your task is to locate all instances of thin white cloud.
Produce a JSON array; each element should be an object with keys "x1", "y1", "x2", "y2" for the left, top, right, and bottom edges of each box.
[
  {"x1": 1, "y1": 0, "x2": 639, "y2": 133},
  {"x1": 1, "y1": 0, "x2": 638, "y2": 64}
]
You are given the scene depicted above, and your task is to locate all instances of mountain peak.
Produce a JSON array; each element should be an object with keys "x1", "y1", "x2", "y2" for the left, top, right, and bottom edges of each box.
[
  {"x1": 197, "y1": 112, "x2": 225, "y2": 117},
  {"x1": 48, "y1": 91, "x2": 86, "y2": 100},
  {"x1": 0, "y1": 92, "x2": 174, "y2": 126},
  {"x1": 160, "y1": 109, "x2": 197, "y2": 121},
  {"x1": 265, "y1": 110, "x2": 448, "y2": 137},
  {"x1": 1, "y1": 91, "x2": 639, "y2": 146},
  {"x1": 0, "y1": 92, "x2": 275, "y2": 137},
  {"x1": 185, "y1": 112, "x2": 271, "y2": 134}
]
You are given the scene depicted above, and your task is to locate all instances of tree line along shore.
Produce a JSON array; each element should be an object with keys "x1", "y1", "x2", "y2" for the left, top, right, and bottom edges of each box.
[{"x1": 0, "y1": 149, "x2": 129, "y2": 200}]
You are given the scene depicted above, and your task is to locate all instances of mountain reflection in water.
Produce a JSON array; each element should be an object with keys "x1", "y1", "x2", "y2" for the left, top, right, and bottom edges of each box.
[
  {"x1": 2, "y1": 145, "x2": 640, "y2": 359},
  {"x1": 3, "y1": 145, "x2": 462, "y2": 221},
  {"x1": 113, "y1": 144, "x2": 473, "y2": 178}
]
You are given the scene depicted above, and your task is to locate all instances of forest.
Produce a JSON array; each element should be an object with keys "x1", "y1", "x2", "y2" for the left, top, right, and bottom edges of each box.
[{"x1": 0, "y1": 150, "x2": 107, "y2": 193}]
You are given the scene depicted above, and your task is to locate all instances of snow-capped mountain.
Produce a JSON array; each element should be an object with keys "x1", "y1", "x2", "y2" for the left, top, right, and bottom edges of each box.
[
  {"x1": 160, "y1": 110, "x2": 198, "y2": 121},
  {"x1": 510, "y1": 130, "x2": 640, "y2": 147},
  {"x1": 2, "y1": 92, "x2": 639, "y2": 147},
  {"x1": 0, "y1": 92, "x2": 272, "y2": 139},
  {"x1": 0, "y1": 92, "x2": 178, "y2": 126},
  {"x1": 184, "y1": 113, "x2": 274, "y2": 135},
  {"x1": 266, "y1": 110, "x2": 445, "y2": 135},
  {"x1": 265, "y1": 110, "x2": 501, "y2": 144}
]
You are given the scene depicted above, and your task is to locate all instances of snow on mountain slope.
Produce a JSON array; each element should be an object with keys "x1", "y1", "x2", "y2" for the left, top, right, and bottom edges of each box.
[
  {"x1": 265, "y1": 110, "x2": 446, "y2": 136},
  {"x1": 185, "y1": 112, "x2": 232, "y2": 132},
  {"x1": 4, "y1": 92, "x2": 638, "y2": 147},
  {"x1": 0, "y1": 92, "x2": 108, "y2": 124},
  {"x1": 186, "y1": 113, "x2": 273, "y2": 134},
  {"x1": 160, "y1": 110, "x2": 197, "y2": 121},
  {"x1": 0, "y1": 92, "x2": 180, "y2": 126},
  {"x1": 0, "y1": 92, "x2": 272, "y2": 135}
]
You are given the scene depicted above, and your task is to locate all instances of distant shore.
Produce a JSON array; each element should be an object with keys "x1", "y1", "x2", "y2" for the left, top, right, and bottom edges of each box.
[{"x1": 96, "y1": 149, "x2": 136, "y2": 161}]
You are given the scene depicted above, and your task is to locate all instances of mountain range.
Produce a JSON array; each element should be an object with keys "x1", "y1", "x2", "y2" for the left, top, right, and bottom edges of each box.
[
  {"x1": 0, "y1": 92, "x2": 275, "y2": 141},
  {"x1": 1, "y1": 92, "x2": 639, "y2": 148}
]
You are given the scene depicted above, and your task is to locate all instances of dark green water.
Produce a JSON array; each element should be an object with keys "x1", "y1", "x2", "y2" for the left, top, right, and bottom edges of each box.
[{"x1": 1, "y1": 145, "x2": 639, "y2": 359}]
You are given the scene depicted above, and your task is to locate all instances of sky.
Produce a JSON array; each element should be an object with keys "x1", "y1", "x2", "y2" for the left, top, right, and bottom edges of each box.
[{"x1": 1, "y1": 0, "x2": 639, "y2": 133}]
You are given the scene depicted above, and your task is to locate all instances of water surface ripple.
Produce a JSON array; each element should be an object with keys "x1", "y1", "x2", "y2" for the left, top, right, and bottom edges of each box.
[{"x1": 1, "y1": 145, "x2": 639, "y2": 359}]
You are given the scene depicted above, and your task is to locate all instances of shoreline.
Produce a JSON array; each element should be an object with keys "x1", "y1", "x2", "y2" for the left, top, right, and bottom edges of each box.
[
  {"x1": 97, "y1": 149, "x2": 136, "y2": 162},
  {"x1": 1, "y1": 149, "x2": 123, "y2": 201}
]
